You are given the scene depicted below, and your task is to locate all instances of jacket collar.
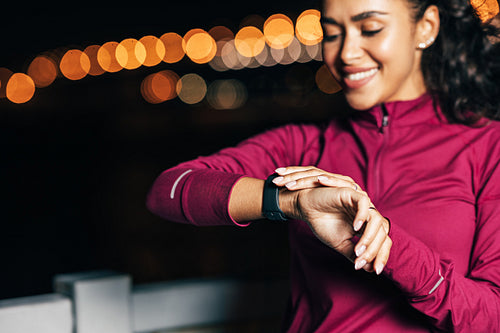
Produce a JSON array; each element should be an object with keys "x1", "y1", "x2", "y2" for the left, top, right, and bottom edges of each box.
[{"x1": 349, "y1": 93, "x2": 446, "y2": 130}]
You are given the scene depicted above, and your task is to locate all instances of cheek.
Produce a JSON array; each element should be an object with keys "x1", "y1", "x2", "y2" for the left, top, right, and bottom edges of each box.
[
  {"x1": 372, "y1": 33, "x2": 416, "y2": 71},
  {"x1": 322, "y1": 45, "x2": 342, "y2": 77}
]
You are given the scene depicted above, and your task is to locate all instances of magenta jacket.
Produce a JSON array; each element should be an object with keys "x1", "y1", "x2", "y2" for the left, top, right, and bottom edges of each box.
[{"x1": 147, "y1": 94, "x2": 500, "y2": 332}]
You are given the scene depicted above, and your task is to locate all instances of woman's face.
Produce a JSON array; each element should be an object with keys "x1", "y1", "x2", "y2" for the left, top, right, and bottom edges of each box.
[{"x1": 322, "y1": 0, "x2": 427, "y2": 110}]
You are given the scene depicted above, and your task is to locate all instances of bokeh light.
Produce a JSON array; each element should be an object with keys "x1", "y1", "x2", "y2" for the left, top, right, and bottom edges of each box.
[
  {"x1": 255, "y1": 45, "x2": 278, "y2": 67},
  {"x1": 221, "y1": 40, "x2": 251, "y2": 70},
  {"x1": 141, "y1": 70, "x2": 179, "y2": 104},
  {"x1": 97, "y1": 41, "x2": 123, "y2": 73},
  {"x1": 83, "y1": 45, "x2": 106, "y2": 76},
  {"x1": 176, "y1": 73, "x2": 207, "y2": 104},
  {"x1": 208, "y1": 26, "x2": 234, "y2": 46},
  {"x1": 183, "y1": 29, "x2": 217, "y2": 64},
  {"x1": 263, "y1": 14, "x2": 294, "y2": 49},
  {"x1": 6, "y1": 73, "x2": 36, "y2": 104},
  {"x1": 140, "y1": 36, "x2": 166, "y2": 67},
  {"x1": 0, "y1": 68, "x2": 14, "y2": 98},
  {"x1": 60, "y1": 49, "x2": 91, "y2": 80},
  {"x1": 116, "y1": 38, "x2": 147, "y2": 70},
  {"x1": 316, "y1": 64, "x2": 341, "y2": 94},
  {"x1": 235, "y1": 26, "x2": 266, "y2": 58},
  {"x1": 207, "y1": 79, "x2": 247, "y2": 110},
  {"x1": 160, "y1": 32, "x2": 185, "y2": 64},
  {"x1": 296, "y1": 9, "x2": 323, "y2": 45},
  {"x1": 27, "y1": 55, "x2": 58, "y2": 88}
]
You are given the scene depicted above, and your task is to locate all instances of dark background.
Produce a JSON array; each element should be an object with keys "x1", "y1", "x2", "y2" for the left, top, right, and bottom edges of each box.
[{"x1": 0, "y1": 0, "x2": 346, "y2": 300}]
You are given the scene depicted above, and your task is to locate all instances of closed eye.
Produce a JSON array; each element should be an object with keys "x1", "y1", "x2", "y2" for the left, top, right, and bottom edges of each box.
[
  {"x1": 362, "y1": 28, "x2": 383, "y2": 37},
  {"x1": 323, "y1": 34, "x2": 342, "y2": 42}
]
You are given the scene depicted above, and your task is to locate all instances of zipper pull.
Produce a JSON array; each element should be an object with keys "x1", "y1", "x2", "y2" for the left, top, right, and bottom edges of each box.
[{"x1": 380, "y1": 103, "x2": 389, "y2": 133}]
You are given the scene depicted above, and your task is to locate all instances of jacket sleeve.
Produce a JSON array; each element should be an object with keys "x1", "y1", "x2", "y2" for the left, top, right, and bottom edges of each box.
[
  {"x1": 383, "y1": 158, "x2": 500, "y2": 332},
  {"x1": 146, "y1": 124, "x2": 322, "y2": 226}
]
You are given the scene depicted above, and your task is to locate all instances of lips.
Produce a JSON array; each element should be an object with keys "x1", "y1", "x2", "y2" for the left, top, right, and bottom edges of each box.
[{"x1": 341, "y1": 67, "x2": 379, "y2": 89}]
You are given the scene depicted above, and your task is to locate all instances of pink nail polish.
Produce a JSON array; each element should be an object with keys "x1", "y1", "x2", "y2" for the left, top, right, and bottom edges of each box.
[
  {"x1": 354, "y1": 220, "x2": 364, "y2": 232},
  {"x1": 355, "y1": 245, "x2": 366, "y2": 257},
  {"x1": 272, "y1": 176, "x2": 284, "y2": 184},
  {"x1": 375, "y1": 263, "x2": 384, "y2": 275},
  {"x1": 285, "y1": 181, "x2": 296, "y2": 189},
  {"x1": 275, "y1": 167, "x2": 286, "y2": 174},
  {"x1": 355, "y1": 259, "x2": 366, "y2": 270}
]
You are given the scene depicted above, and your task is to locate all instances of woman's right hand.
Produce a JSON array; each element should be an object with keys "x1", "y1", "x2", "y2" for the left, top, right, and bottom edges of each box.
[{"x1": 282, "y1": 185, "x2": 392, "y2": 275}]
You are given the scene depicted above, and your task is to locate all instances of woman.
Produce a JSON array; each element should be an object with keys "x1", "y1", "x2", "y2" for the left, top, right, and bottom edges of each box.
[{"x1": 147, "y1": 0, "x2": 500, "y2": 331}]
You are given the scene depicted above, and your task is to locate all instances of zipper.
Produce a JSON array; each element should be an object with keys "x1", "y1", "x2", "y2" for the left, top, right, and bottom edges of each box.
[
  {"x1": 373, "y1": 103, "x2": 389, "y2": 199},
  {"x1": 380, "y1": 103, "x2": 389, "y2": 132}
]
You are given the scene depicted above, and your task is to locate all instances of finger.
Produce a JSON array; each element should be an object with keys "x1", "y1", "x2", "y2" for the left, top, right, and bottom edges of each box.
[
  {"x1": 351, "y1": 191, "x2": 371, "y2": 233},
  {"x1": 284, "y1": 174, "x2": 358, "y2": 191},
  {"x1": 353, "y1": 212, "x2": 385, "y2": 262},
  {"x1": 373, "y1": 237, "x2": 392, "y2": 275},
  {"x1": 275, "y1": 166, "x2": 317, "y2": 175},
  {"x1": 355, "y1": 225, "x2": 387, "y2": 270},
  {"x1": 274, "y1": 171, "x2": 354, "y2": 190},
  {"x1": 318, "y1": 175, "x2": 360, "y2": 191},
  {"x1": 275, "y1": 166, "x2": 356, "y2": 184}
]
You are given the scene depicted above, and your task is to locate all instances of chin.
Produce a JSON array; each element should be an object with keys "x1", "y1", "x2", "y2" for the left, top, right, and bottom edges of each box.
[{"x1": 344, "y1": 93, "x2": 378, "y2": 111}]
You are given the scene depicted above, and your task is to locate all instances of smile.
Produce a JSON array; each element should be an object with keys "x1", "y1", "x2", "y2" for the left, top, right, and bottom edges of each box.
[{"x1": 345, "y1": 68, "x2": 379, "y2": 81}]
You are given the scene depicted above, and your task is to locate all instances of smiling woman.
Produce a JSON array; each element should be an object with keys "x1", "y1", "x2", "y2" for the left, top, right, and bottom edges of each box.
[
  {"x1": 321, "y1": 1, "x2": 433, "y2": 110},
  {"x1": 146, "y1": 0, "x2": 500, "y2": 332}
]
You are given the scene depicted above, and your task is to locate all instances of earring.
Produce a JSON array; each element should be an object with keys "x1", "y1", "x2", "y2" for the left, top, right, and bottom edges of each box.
[{"x1": 417, "y1": 36, "x2": 435, "y2": 49}]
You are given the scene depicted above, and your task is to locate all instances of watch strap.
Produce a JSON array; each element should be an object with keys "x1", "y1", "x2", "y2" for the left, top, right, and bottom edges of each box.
[{"x1": 262, "y1": 173, "x2": 288, "y2": 221}]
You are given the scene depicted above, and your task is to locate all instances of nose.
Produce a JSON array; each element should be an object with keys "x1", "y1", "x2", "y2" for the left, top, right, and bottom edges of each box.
[{"x1": 340, "y1": 32, "x2": 363, "y2": 64}]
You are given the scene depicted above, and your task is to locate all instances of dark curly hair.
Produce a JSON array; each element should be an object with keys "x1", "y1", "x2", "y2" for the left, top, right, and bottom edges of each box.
[{"x1": 408, "y1": 0, "x2": 500, "y2": 124}]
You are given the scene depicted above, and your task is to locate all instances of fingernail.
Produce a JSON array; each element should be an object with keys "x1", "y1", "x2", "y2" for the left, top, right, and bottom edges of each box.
[
  {"x1": 272, "y1": 176, "x2": 284, "y2": 184},
  {"x1": 285, "y1": 181, "x2": 296, "y2": 189},
  {"x1": 354, "y1": 220, "x2": 364, "y2": 232},
  {"x1": 275, "y1": 167, "x2": 286, "y2": 174},
  {"x1": 317, "y1": 175, "x2": 328, "y2": 182},
  {"x1": 355, "y1": 245, "x2": 366, "y2": 257},
  {"x1": 375, "y1": 263, "x2": 384, "y2": 275},
  {"x1": 355, "y1": 259, "x2": 367, "y2": 270}
]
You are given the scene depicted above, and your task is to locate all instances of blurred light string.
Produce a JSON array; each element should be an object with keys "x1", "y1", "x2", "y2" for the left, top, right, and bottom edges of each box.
[{"x1": 0, "y1": 9, "x2": 341, "y2": 106}]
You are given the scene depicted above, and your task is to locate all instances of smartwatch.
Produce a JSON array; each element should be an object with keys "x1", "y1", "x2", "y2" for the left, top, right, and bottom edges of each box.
[{"x1": 262, "y1": 173, "x2": 288, "y2": 221}]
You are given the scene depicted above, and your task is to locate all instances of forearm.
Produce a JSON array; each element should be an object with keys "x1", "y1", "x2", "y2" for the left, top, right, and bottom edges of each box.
[
  {"x1": 228, "y1": 177, "x2": 265, "y2": 222},
  {"x1": 385, "y1": 224, "x2": 500, "y2": 332},
  {"x1": 228, "y1": 176, "x2": 300, "y2": 222}
]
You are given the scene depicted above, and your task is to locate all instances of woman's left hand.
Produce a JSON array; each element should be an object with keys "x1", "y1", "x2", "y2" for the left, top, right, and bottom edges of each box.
[{"x1": 273, "y1": 166, "x2": 365, "y2": 194}]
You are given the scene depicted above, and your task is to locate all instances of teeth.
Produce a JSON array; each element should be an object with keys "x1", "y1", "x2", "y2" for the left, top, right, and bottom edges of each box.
[{"x1": 346, "y1": 68, "x2": 378, "y2": 81}]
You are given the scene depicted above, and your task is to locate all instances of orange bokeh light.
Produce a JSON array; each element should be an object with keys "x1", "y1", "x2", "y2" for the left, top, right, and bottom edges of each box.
[
  {"x1": 27, "y1": 55, "x2": 58, "y2": 88},
  {"x1": 60, "y1": 49, "x2": 91, "y2": 80},
  {"x1": 116, "y1": 38, "x2": 146, "y2": 70},
  {"x1": 296, "y1": 9, "x2": 323, "y2": 46},
  {"x1": 183, "y1": 29, "x2": 217, "y2": 64},
  {"x1": 160, "y1": 32, "x2": 185, "y2": 64},
  {"x1": 141, "y1": 70, "x2": 179, "y2": 104},
  {"x1": 263, "y1": 14, "x2": 295, "y2": 49},
  {"x1": 97, "y1": 41, "x2": 123, "y2": 73},
  {"x1": 6, "y1": 73, "x2": 35, "y2": 104},
  {"x1": 208, "y1": 26, "x2": 234, "y2": 42},
  {"x1": 234, "y1": 26, "x2": 265, "y2": 58},
  {"x1": 208, "y1": 26, "x2": 234, "y2": 57},
  {"x1": 139, "y1": 35, "x2": 166, "y2": 67},
  {"x1": 316, "y1": 64, "x2": 341, "y2": 94},
  {"x1": 83, "y1": 45, "x2": 106, "y2": 76}
]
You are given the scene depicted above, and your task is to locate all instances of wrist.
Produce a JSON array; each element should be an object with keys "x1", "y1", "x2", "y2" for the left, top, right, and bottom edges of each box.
[{"x1": 278, "y1": 187, "x2": 302, "y2": 220}]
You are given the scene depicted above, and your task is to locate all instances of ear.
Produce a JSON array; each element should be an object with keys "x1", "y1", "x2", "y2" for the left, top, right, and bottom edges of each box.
[{"x1": 415, "y1": 5, "x2": 440, "y2": 49}]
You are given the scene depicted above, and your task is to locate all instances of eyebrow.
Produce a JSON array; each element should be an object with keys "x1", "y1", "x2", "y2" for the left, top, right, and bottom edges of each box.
[{"x1": 320, "y1": 11, "x2": 388, "y2": 25}]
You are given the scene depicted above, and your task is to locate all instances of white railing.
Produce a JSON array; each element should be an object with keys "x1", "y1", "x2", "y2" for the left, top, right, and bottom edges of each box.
[{"x1": 0, "y1": 271, "x2": 289, "y2": 333}]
